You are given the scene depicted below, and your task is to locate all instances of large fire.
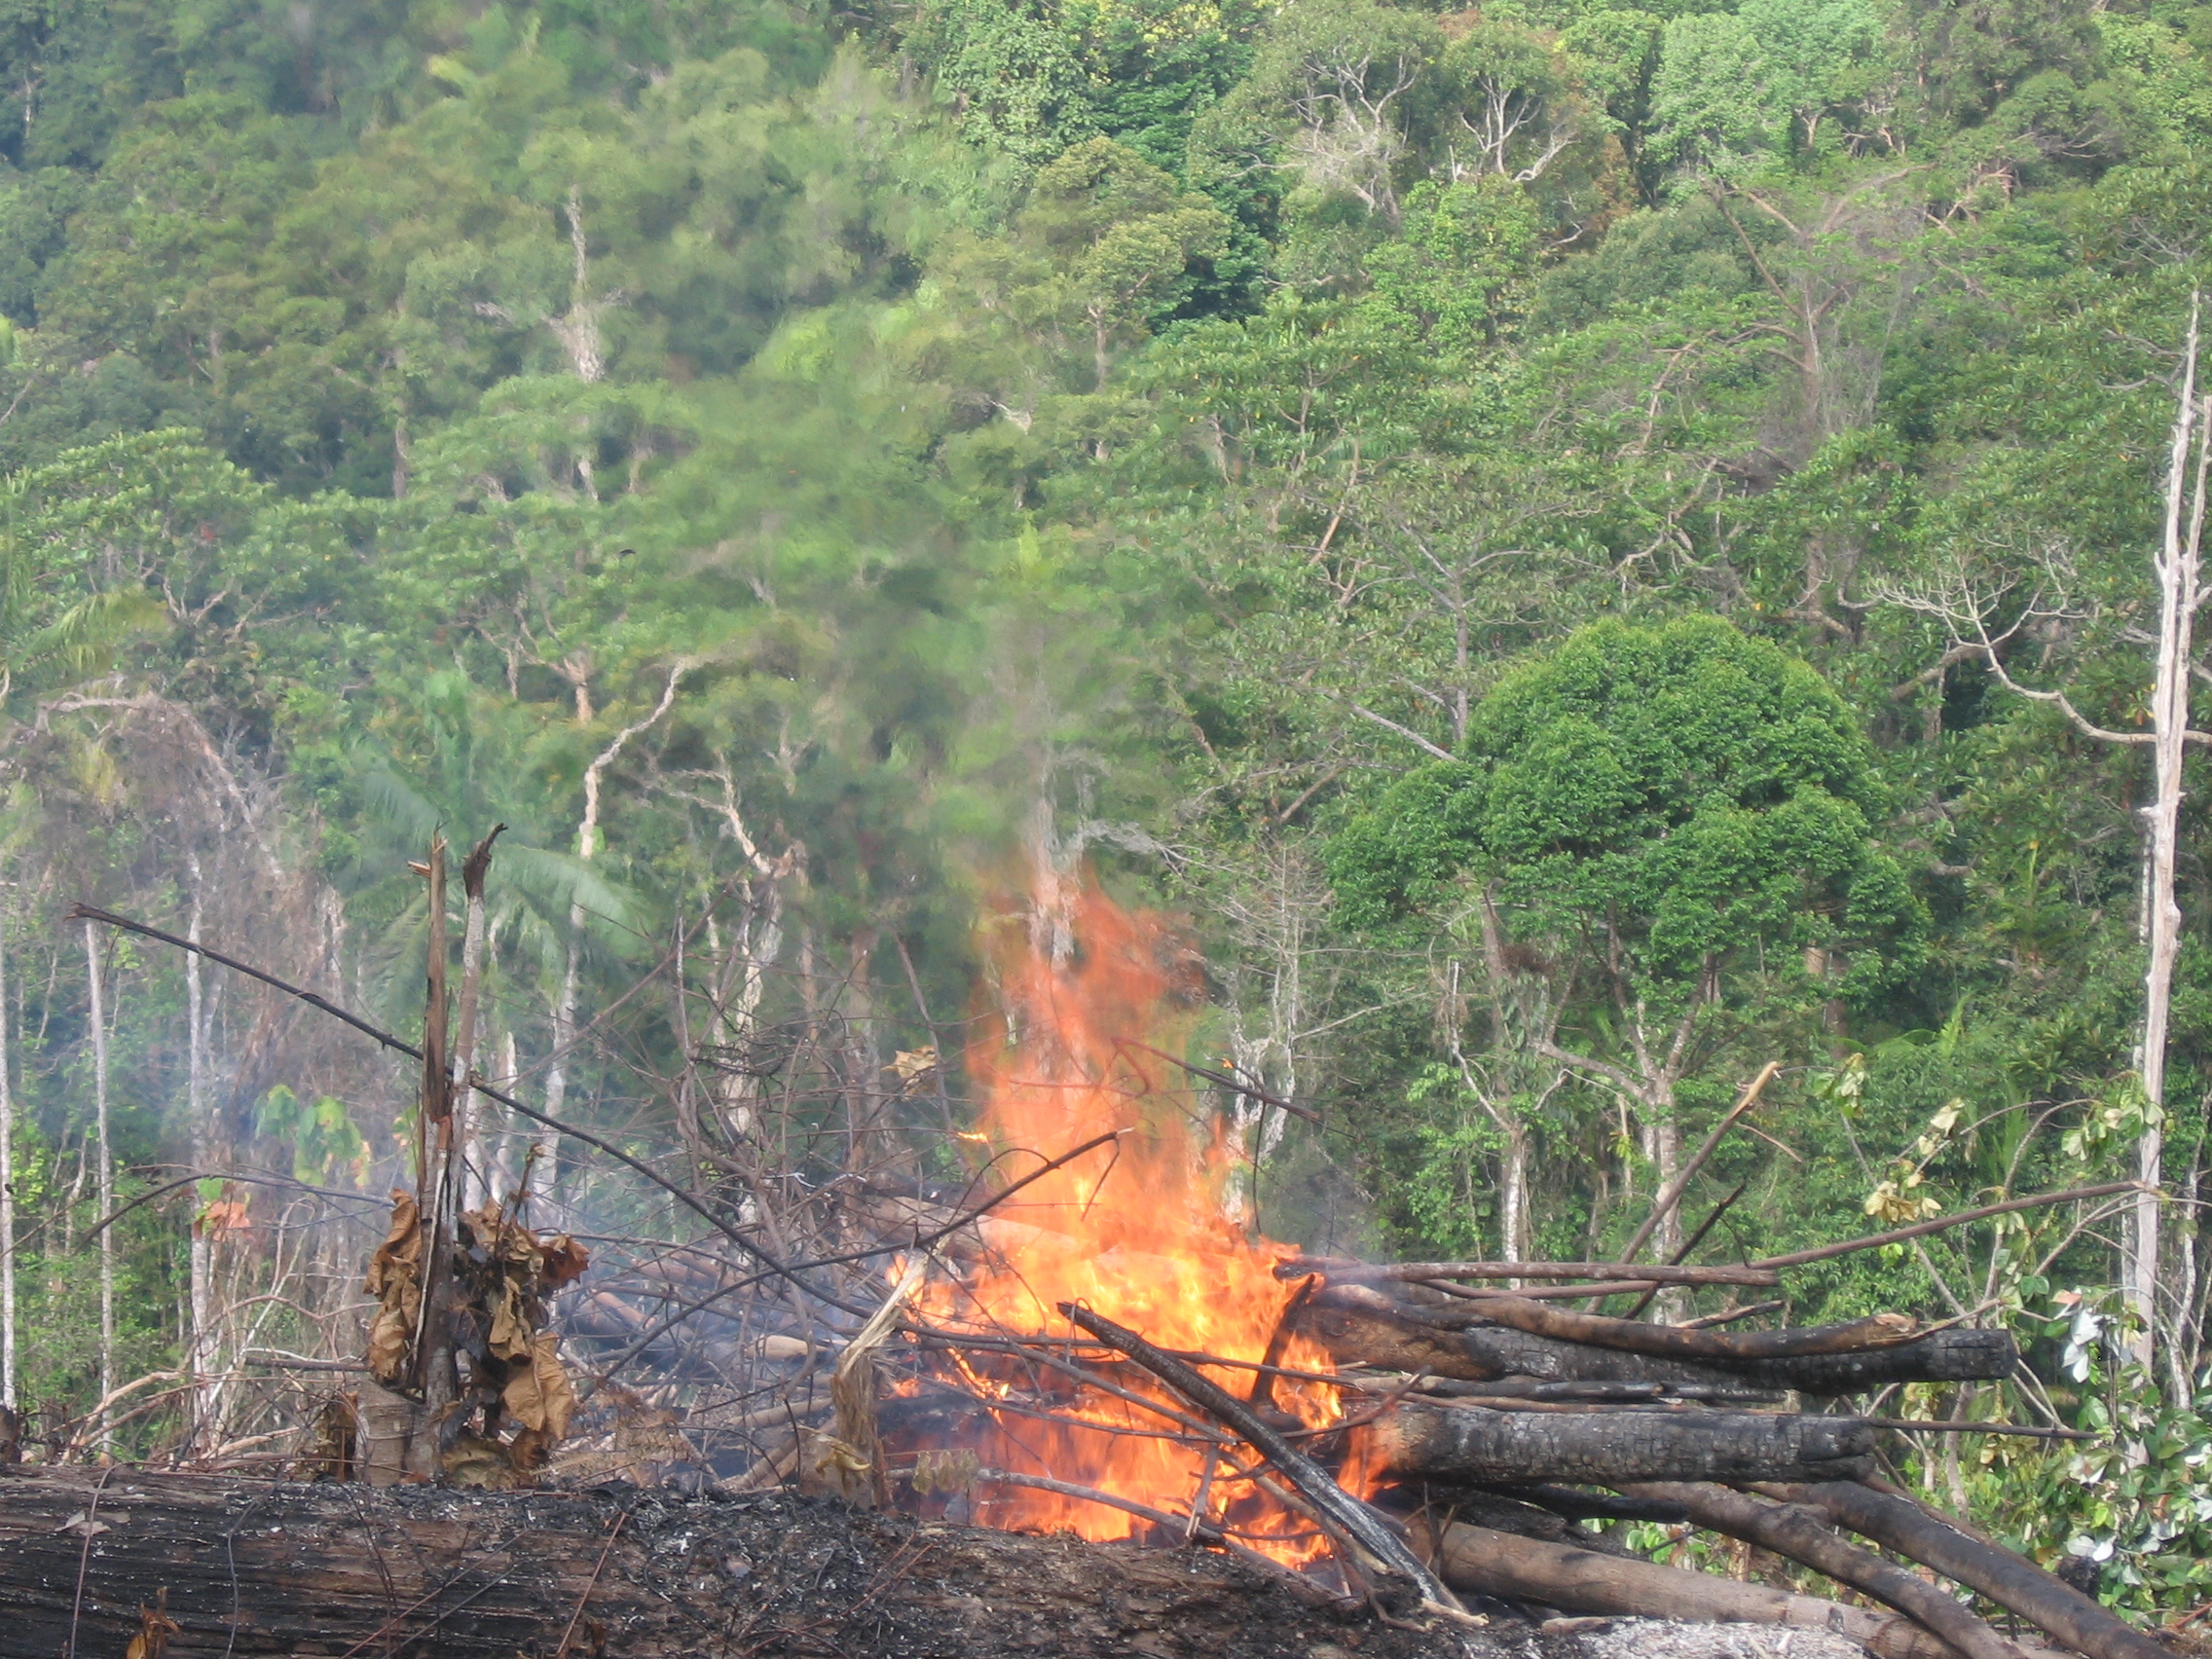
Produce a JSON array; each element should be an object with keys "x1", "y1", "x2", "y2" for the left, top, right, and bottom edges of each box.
[{"x1": 905, "y1": 878, "x2": 1345, "y2": 1567}]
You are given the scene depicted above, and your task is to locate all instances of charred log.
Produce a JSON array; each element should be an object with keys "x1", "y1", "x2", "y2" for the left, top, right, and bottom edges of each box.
[
  {"x1": 1302, "y1": 1292, "x2": 2016, "y2": 1392},
  {"x1": 1364, "y1": 1404, "x2": 1875, "y2": 1485},
  {"x1": 1774, "y1": 1481, "x2": 2170, "y2": 1659},
  {"x1": 1458, "y1": 1299, "x2": 1920, "y2": 1362}
]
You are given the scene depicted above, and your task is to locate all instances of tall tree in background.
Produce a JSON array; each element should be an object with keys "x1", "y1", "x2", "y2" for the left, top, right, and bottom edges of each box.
[
  {"x1": 1331, "y1": 618, "x2": 1927, "y2": 1260},
  {"x1": 2130, "y1": 302, "x2": 2210, "y2": 1382},
  {"x1": 1889, "y1": 303, "x2": 2212, "y2": 1385}
]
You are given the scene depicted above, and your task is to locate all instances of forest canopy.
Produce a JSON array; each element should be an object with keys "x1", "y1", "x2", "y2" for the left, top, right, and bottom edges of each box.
[{"x1": 4, "y1": 0, "x2": 2212, "y2": 1615}]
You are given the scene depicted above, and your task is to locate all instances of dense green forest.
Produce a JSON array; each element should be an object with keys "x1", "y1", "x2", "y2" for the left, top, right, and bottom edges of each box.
[{"x1": 4, "y1": 0, "x2": 2212, "y2": 1617}]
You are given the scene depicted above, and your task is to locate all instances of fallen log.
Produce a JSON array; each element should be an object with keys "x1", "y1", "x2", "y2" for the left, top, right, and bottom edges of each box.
[
  {"x1": 1284, "y1": 1260, "x2": 1781, "y2": 1288},
  {"x1": 1419, "y1": 1380, "x2": 1784, "y2": 1405},
  {"x1": 1458, "y1": 1298, "x2": 1921, "y2": 1362},
  {"x1": 0, "y1": 1466, "x2": 1461, "y2": 1659},
  {"x1": 1475, "y1": 1484, "x2": 1693, "y2": 1524},
  {"x1": 1363, "y1": 1404, "x2": 1875, "y2": 1485},
  {"x1": 1412, "y1": 1519, "x2": 1968, "y2": 1659},
  {"x1": 1302, "y1": 1291, "x2": 2018, "y2": 1392},
  {"x1": 1618, "y1": 1482, "x2": 2026, "y2": 1659},
  {"x1": 1776, "y1": 1481, "x2": 2169, "y2": 1659}
]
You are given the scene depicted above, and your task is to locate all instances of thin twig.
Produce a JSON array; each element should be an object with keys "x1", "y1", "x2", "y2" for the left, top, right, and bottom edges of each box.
[
  {"x1": 1752, "y1": 1182, "x2": 2149, "y2": 1269},
  {"x1": 61, "y1": 1465, "x2": 118, "y2": 1659},
  {"x1": 1617, "y1": 1062, "x2": 1781, "y2": 1267},
  {"x1": 554, "y1": 1509, "x2": 631, "y2": 1659},
  {"x1": 1858, "y1": 1418, "x2": 2098, "y2": 1441},
  {"x1": 1625, "y1": 1182, "x2": 1751, "y2": 1319}
]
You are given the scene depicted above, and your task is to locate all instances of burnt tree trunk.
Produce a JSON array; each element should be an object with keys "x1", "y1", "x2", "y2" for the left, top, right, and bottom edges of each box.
[
  {"x1": 1365, "y1": 1405, "x2": 1875, "y2": 1484},
  {"x1": 1775, "y1": 1482, "x2": 2171, "y2": 1659},
  {"x1": 0, "y1": 1467, "x2": 1440, "y2": 1659}
]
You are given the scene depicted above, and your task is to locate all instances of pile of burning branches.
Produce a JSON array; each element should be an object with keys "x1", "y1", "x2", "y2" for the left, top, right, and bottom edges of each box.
[{"x1": 59, "y1": 862, "x2": 2166, "y2": 1659}]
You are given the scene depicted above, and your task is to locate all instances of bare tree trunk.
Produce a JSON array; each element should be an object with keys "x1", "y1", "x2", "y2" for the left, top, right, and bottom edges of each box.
[
  {"x1": 548, "y1": 185, "x2": 612, "y2": 385},
  {"x1": 83, "y1": 919, "x2": 114, "y2": 1451},
  {"x1": 185, "y1": 877, "x2": 215, "y2": 1449},
  {"x1": 1647, "y1": 1086, "x2": 1682, "y2": 1266},
  {"x1": 2132, "y1": 294, "x2": 2208, "y2": 1381},
  {"x1": 407, "y1": 837, "x2": 457, "y2": 1482},
  {"x1": 539, "y1": 665, "x2": 688, "y2": 1203},
  {"x1": 491, "y1": 1026, "x2": 520, "y2": 1199},
  {"x1": 0, "y1": 914, "x2": 15, "y2": 1414},
  {"x1": 1631, "y1": 1079, "x2": 1685, "y2": 1320},
  {"x1": 1500, "y1": 1120, "x2": 1531, "y2": 1263},
  {"x1": 539, "y1": 940, "x2": 578, "y2": 1202},
  {"x1": 451, "y1": 830, "x2": 498, "y2": 1211}
]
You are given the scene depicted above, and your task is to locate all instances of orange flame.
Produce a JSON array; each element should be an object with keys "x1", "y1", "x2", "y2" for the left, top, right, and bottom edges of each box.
[{"x1": 911, "y1": 877, "x2": 1341, "y2": 1566}]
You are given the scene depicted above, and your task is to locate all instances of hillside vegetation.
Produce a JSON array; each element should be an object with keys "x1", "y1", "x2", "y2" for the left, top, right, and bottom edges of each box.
[{"x1": 4, "y1": 0, "x2": 2212, "y2": 1614}]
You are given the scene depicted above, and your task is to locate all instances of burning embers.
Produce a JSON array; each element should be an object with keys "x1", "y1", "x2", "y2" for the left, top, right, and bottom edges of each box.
[{"x1": 889, "y1": 882, "x2": 1346, "y2": 1570}]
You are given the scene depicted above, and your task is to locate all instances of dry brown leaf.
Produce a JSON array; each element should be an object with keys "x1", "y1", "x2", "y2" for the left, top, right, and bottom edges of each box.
[
  {"x1": 463, "y1": 1199, "x2": 540, "y2": 1270},
  {"x1": 487, "y1": 1279, "x2": 533, "y2": 1362},
  {"x1": 807, "y1": 1433, "x2": 874, "y2": 1486},
  {"x1": 363, "y1": 1191, "x2": 423, "y2": 1384},
  {"x1": 507, "y1": 1424, "x2": 554, "y2": 1472},
  {"x1": 197, "y1": 1198, "x2": 251, "y2": 1241},
  {"x1": 501, "y1": 1330, "x2": 576, "y2": 1444},
  {"x1": 365, "y1": 1307, "x2": 411, "y2": 1385},
  {"x1": 539, "y1": 1235, "x2": 590, "y2": 1288},
  {"x1": 124, "y1": 1592, "x2": 178, "y2": 1659},
  {"x1": 365, "y1": 1190, "x2": 422, "y2": 1295},
  {"x1": 890, "y1": 1047, "x2": 938, "y2": 1095}
]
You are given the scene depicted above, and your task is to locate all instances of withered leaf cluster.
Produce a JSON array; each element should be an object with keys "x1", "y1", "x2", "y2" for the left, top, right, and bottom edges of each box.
[
  {"x1": 458, "y1": 1198, "x2": 590, "y2": 1470},
  {"x1": 360, "y1": 1189, "x2": 592, "y2": 1483},
  {"x1": 363, "y1": 1191, "x2": 423, "y2": 1386}
]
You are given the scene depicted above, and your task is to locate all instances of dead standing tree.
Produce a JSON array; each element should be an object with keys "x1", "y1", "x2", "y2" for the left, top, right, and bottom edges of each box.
[{"x1": 1881, "y1": 295, "x2": 2211, "y2": 1391}]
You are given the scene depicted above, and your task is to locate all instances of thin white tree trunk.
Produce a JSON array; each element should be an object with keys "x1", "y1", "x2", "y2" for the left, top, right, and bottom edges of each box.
[
  {"x1": 1650, "y1": 1100, "x2": 1682, "y2": 1263},
  {"x1": 1500, "y1": 1124, "x2": 1530, "y2": 1264},
  {"x1": 0, "y1": 916, "x2": 16, "y2": 1414},
  {"x1": 84, "y1": 919, "x2": 114, "y2": 1451},
  {"x1": 491, "y1": 1026, "x2": 519, "y2": 1200},
  {"x1": 538, "y1": 942, "x2": 577, "y2": 1204},
  {"x1": 185, "y1": 880, "x2": 215, "y2": 1448},
  {"x1": 2131, "y1": 296, "x2": 2208, "y2": 1377},
  {"x1": 536, "y1": 662, "x2": 689, "y2": 1203}
]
